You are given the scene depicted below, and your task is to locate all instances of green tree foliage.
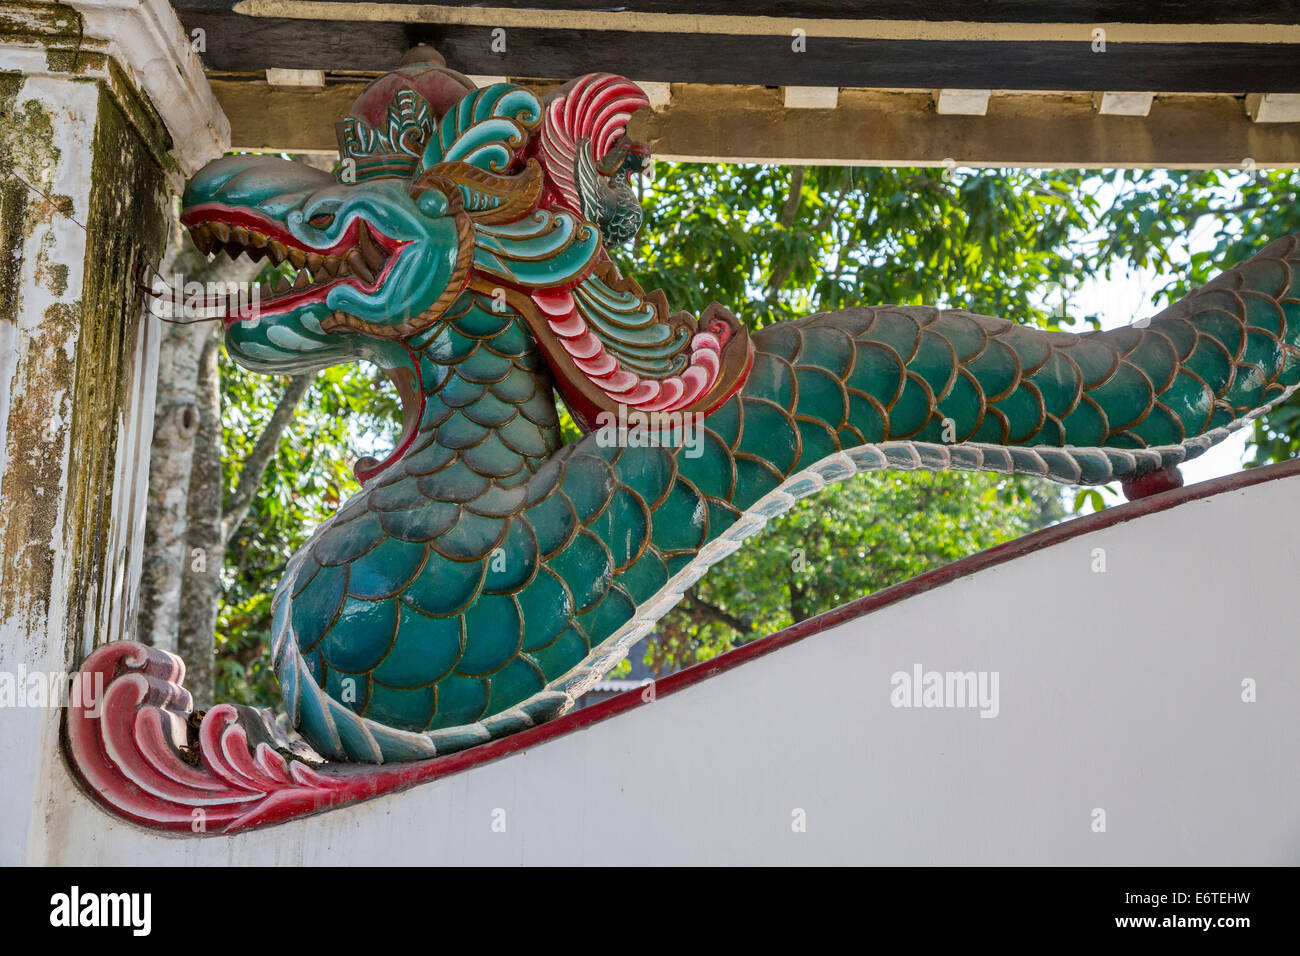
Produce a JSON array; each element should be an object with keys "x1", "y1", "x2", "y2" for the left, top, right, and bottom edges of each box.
[
  {"x1": 616, "y1": 164, "x2": 1093, "y2": 330},
  {"x1": 217, "y1": 361, "x2": 398, "y2": 704},
  {"x1": 644, "y1": 469, "x2": 1063, "y2": 676},
  {"x1": 214, "y1": 163, "x2": 1300, "y2": 703}
]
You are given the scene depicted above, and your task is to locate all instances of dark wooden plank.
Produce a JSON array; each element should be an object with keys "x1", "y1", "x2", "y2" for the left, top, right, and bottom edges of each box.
[
  {"x1": 184, "y1": 13, "x2": 1300, "y2": 93},
  {"x1": 176, "y1": 0, "x2": 1300, "y2": 25}
]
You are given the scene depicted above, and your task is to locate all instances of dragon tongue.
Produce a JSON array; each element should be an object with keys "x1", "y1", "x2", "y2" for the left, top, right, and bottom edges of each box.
[
  {"x1": 347, "y1": 249, "x2": 375, "y2": 284},
  {"x1": 358, "y1": 223, "x2": 386, "y2": 272}
]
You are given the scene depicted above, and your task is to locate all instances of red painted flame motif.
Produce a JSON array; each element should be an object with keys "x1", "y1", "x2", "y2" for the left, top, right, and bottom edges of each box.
[
  {"x1": 534, "y1": 73, "x2": 651, "y2": 220},
  {"x1": 531, "y1": 288, "x2": 727, "y2": 413}
]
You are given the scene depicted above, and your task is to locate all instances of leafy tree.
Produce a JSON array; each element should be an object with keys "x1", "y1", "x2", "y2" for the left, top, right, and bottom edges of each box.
[
  {"x1": 617, "y1": 164, "x2": 1093, "y2": 331},
  {"x1": 644, "y1": 469, "x2": 1062, "y2": 676},
  {"x1": 217, "y1": 359, "x2": 398, "y2": 705}
]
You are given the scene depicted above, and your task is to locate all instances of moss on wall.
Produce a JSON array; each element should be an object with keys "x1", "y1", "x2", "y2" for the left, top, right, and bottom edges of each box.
[
  {"x1": 61, "y1": 82, "x2": 171, "y2": 650},
  {"x1": 0, "y1": 2, "x2": 81, "y2": 47},
  {"x1": 0, "y1": 13, "x2": 178, "y2": 658}
]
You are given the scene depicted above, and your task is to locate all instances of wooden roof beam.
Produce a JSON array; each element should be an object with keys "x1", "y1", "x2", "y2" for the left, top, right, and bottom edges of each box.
[{"x1": 210, "y1": 80, "x2": 1300, "y2": 169}]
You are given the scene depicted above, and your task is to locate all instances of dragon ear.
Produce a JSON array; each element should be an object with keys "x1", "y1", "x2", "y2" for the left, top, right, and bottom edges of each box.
[
  {"x1": 413, "y1": 159, "x2": 543, "y2": 225},
  {"x1": 478, "y1": 262, "x2": 754, "y2": 433},
  {"x1": 419, "y1": 82, "x2": 542, "y2": 175}
]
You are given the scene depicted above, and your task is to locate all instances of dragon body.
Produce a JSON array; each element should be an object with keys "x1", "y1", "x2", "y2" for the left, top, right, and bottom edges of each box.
[{"x1": 181, "y1": 54, "x2": 1300, "y2": 763}]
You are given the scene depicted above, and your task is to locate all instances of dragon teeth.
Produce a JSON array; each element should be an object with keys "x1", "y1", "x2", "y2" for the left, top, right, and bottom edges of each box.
[{"x1": 196, "y1": 218, "x2": 390, "y2": 299}]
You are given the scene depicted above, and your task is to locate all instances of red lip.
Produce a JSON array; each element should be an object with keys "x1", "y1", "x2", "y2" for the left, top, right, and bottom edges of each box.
[{"x1": 180, "y1": 204, "x2": 406, "y2": 326}]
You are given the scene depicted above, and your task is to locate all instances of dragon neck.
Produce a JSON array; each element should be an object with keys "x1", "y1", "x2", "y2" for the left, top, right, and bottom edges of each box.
[{"x1": 364, "y1": 289, "x2": 562, "y2": 492}]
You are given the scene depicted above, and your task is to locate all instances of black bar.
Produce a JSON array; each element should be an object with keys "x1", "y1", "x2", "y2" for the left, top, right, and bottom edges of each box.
[{"x1": 7, "y1": 866, "x2": 1291, "y2": 938}]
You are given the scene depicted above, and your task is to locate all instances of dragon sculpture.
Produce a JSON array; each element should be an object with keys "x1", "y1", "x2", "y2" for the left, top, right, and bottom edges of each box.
[{"x1": 76, "y1": 49, "x2": 1300, "y2": 792}]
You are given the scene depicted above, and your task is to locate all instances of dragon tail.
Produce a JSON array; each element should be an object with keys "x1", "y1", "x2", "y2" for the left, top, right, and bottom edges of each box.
[{"x1": 270, "y1": 235, "x2": 1300, "y2": 765}]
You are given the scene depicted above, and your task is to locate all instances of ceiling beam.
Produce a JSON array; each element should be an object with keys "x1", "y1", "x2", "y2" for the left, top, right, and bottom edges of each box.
[
  {"x1": 176, "y1": 4, "x2": 1300, "y2": 92},
  {"x1": 211, "y1": 79, "x2": 1300, "y2": 168}
]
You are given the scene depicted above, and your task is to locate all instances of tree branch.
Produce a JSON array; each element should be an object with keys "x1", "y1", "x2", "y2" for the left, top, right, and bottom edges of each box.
[
  {"x1": 684, "y1": 591, "x2": 753, "y2": 635},
  {"x1": 766, "y1": 175, "x2": 848, "y2": 305},
  {"x1": 777, "y1": 166, "x2": 806, "y2": 228},
  {"x1": 220, "y1": 374, "x2": 312, "y2": 548}
]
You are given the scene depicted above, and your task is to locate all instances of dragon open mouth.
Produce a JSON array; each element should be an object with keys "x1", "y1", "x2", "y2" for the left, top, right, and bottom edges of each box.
[{"x1": 180, "y1": 206, "x2": 401, "y2": 323}]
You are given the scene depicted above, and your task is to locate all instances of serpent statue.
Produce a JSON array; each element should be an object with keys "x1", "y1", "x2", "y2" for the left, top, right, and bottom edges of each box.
[{"x1": 178, "y1": 52, "x2": 1300, "y2": 765}]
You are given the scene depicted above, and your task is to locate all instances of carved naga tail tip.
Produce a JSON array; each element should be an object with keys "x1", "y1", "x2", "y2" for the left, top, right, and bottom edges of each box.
[{"x1": 64, "y1": 642, "x2": 354, "y2": 833}]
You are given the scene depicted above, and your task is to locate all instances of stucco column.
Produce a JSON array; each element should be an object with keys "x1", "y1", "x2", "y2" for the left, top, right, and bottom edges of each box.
[{"x1": 0, "y1": 0, "x2": 226, "y2": 864}]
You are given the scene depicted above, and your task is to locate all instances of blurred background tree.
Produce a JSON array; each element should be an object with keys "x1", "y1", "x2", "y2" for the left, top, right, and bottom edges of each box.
[{"x1": 173, "y1": 162, "x2": 1297, "y2": 705}]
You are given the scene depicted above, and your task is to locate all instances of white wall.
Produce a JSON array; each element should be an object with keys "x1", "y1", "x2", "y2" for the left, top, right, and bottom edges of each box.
[
  {"x1": 34, "y1": 470, "x2": 1300, "y2": 865},
  {"x1": 0, "y1": 70, "x2": 100, "y2": 870},
  {"x1": 0, "y1": 0, "x2": 224, "y2": 866}
]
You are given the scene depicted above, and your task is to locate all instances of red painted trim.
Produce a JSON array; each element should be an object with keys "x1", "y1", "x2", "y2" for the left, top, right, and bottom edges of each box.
[
  {"x1": 65, "y1": 458, "x2": 1300, "y2": 833},
  {"x1": 180, "y1": 205, "x2": 407, "y2": 326},
  {"x1": 181, "y1": 205, "x2": 398, "y2": 260},
  {"x1": 1122, "y1": 463, "x2": 1185, "y2": 500}
]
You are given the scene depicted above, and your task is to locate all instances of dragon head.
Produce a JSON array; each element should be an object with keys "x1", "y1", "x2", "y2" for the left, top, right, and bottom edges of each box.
[
  {"x1": 181, "y1": 155, "x2": 470, "y2": 371},
  {"x1": 179, "y1": 53, "x2": 641, "y2": 369},
  {"x1": 180, "y1": 55, "x2": 751, "y2": 477}
]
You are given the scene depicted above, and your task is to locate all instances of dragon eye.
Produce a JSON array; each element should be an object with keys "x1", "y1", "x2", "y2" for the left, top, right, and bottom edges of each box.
[{"x1": 308, "y1": 212, "x2": 335, "y2": 229}]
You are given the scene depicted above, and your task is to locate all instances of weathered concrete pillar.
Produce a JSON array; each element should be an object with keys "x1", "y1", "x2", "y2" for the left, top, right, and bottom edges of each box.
[{"x1": 0, "y1": 0, "x2": 225, "y2": 864}]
